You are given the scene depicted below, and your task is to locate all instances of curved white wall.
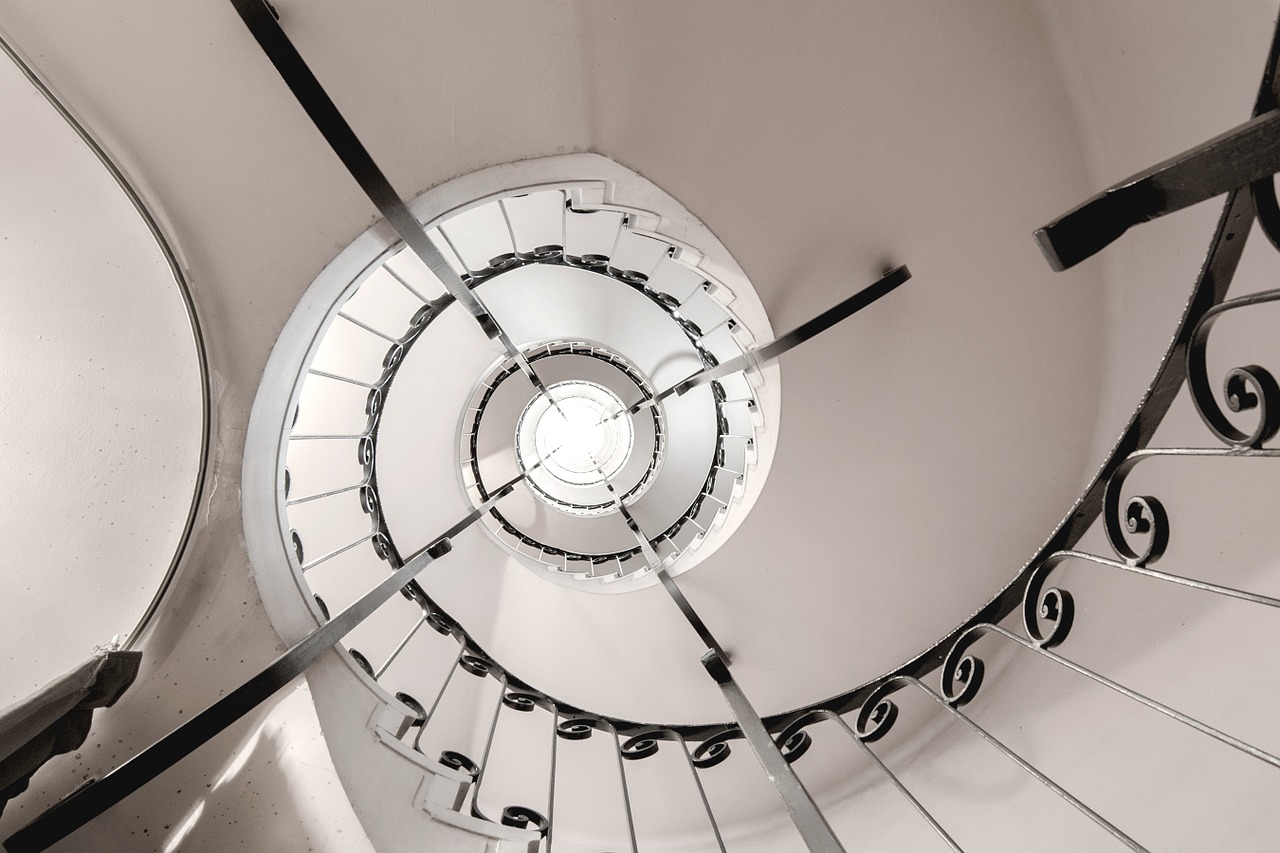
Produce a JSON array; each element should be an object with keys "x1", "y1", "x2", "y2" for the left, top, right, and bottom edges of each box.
[{"x1": 0, "y1": 40, "x2": 202, "y2": 707}]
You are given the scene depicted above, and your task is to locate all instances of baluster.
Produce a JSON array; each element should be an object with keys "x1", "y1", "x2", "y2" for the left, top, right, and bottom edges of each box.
[
  {"x1": 856, "y1": 734, "x2": 962, "y2": 850},
  {"x1": 467, "y1": 688, "x2": 549, "y2": 840},
  {"x1": 559, "y1": 195, "x2": 568, "y2": 259},
  {"x1": 285, "y1": 481, "x2": 366, "y2": 506},
  {"x1": 903, "y1": 671, "x2": 1146, "y2": 851},
  {"x1": 497, "y1": 197, "x2": 520, "y2": 257},
  {"x1": 557, "y1": 719, "x2": 639, "y2": 853},
  {"x1": 621, "y1": 730, "x2": 726, "y2": 852},
  {"x1": 546, "y1": 710, "x2": 559, "y2": 853},
  {"x1": 432, "y1": 223, "x2": 479, "y2": 277},
  {"x1": 306, "y1": 367, "x2": 379, "y2": 389},
  {"x1": 967, "y1": 624, "x2": 1280, "y2": 769},
  {"x1": 466, "y1": 667, "x2": 508, "y2": 817},
  {"x1": 338, "y1": 310, "x2": 398, "y2": 343},
  {"x1": 375, "y1": 613, "x2": 426, "y2": 678},
  {"x1": 680, "y1": 735, "x2": 727, "y2": 852},
  {"x1": 300, "y1": 533, "x2": 375, "y2": 572},
  {"x1": 382, "y1": 265, "x2": 433, "y2": 303},
  {"x1": 610, "y1": 727, "x2": 639, "y2": 853},
  {"x1": 414, "y1": 647, "x2": 465, "y2": 753},
  {"x1": 1026, "y1": 548, "x2": 1280, "y2": 643}
]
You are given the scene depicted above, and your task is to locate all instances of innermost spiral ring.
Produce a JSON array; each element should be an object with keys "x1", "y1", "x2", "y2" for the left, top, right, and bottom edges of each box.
[{"x1": 517, "y1": 381, "x2": 634, "y2": 489}]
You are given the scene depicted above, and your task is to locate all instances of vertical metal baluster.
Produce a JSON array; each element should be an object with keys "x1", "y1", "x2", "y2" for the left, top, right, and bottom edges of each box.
[
  {"x1": 383, "y1": 263, "x2": 433, "y2": 304},
  {"x1": 988, "y1": 625, "x2": 1280, "y2": 767},
  {"x1": 285, "y1": 479, "x2": 366, "y2": 504},
  {"x1": 852, "y1": 736, "x2": 962, "y2": 852},
  {"x1": 306, "y1": 367, "x2": 379, "y2": 388},
  {"x1": 560, "y1": 191, "x2": 568, "y2": 253},
  {"x1": 611, "y1": 727, "x2": 640, "y2": 853},
  {"x1": 285, "y1": 481, "x2": 367, "y2": 506},
  {"x1": 826, "y1": 715, "x2": 962, "y2": 852},
  {"x1": 301, "y1": 533, "x2": 375, "y2": 572},
  {"x1": 497, "y1": 197, "x2": 520, "y2": 256},
  {"x1": 415, "y1": 647, "x2": 465, "y2": 752},
  {"x1": 702, "y1": 653, "x2": 844, "y2": 852},
  {"x1": 434, "y1": 225, "x2": 474, "y2": 277},
  {"x1": 468, "y1": 676, "x2": 508, "y2": 816},
  {"x1": 1046, "y1": 547, "x2": 1280, "y2": 609},
  {"x1": 338, "y1": 310, "x2": 398, "y2": 343},
  {"x1": 608, "y1": 212, "x2": 627, "y2": 261},
  {"x1": 546, "y1": 710, "x2": 559, "y2": 853},
  {"x1": 906, "y1": 677, "x2": 1147, "y2": 852},
  {"x1": 376, "y1": 614, "x2": 426, "y2": 678},
  {"x1": 679, "y1": 735, "x2": 727, "y2": 853}
]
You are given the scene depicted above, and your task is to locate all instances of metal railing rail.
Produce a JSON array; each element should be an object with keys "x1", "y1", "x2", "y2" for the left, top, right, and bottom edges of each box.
[{"x1": 0, "y1": 25, "x2": 212, "y2": 660}]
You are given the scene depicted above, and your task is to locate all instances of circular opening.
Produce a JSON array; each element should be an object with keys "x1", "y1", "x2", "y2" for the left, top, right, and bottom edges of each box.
[
  {"x1": 517, "y1": 381, "x2": 634, "y2": 489},
  {"x1": 255, "y1": 160, "x2": 779, "y2": 603}
]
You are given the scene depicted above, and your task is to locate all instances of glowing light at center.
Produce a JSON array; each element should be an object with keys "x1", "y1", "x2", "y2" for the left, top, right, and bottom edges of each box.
[{"x1": 517, "y1": 381, "x2": 633, "y2": 487}]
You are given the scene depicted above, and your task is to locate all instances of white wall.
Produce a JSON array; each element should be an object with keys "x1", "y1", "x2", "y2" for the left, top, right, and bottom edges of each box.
[{"x1": 0, "y1": 38, "x2": 202, "y2": 707}]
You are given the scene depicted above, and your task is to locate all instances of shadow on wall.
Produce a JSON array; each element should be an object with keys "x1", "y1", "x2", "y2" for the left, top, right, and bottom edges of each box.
[
  {"x1": 0, "y1": 651, "x2": 141, "y2": 818},
  {"x1": 148, "y1": 682, "x2": 372, "y2": 853}
]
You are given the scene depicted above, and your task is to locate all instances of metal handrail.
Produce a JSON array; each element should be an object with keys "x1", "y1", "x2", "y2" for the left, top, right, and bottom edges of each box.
[{"x1": 0, "y1": 27, "x2": 212, "y2": 659}]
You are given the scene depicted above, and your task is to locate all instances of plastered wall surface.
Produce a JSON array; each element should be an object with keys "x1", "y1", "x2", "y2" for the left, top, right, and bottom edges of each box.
[{"x1": 0, "y1": 39, "x2": 202, "y2": 708}]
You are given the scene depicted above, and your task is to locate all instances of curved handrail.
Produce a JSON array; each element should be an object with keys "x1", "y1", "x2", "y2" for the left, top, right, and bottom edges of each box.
[
  {"x1": 0, "y1": 30, "x2": 213, "y2": 654},
  {"x1": 14, "y1": 8, "x2": 1280, "y2": 851}
]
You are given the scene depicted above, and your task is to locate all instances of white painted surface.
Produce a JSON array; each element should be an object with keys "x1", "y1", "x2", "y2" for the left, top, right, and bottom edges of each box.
[{"x1": 0, "y1": 41, "x2": 201, "y2": 707}]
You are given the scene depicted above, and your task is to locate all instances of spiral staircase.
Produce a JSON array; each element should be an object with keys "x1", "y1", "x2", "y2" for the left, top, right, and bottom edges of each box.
[{"x1": 5, "y1": 2, "x2": 1280, "y2": 852}]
